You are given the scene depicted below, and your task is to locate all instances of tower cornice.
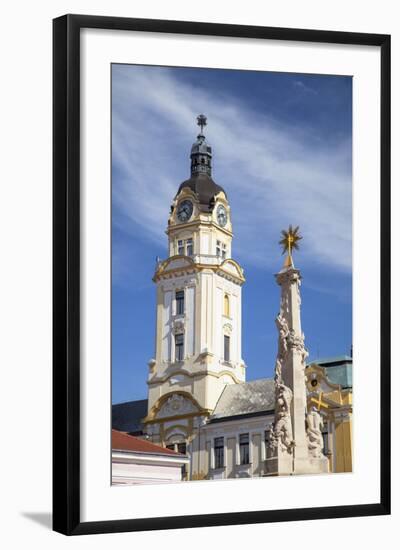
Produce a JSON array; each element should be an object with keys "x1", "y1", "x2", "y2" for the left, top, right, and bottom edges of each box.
[
  {"x1": 152, "y1": 257, "x2": 245, "y2": 285},
  {"x1": 166, "y1": 219, "x2": 233, "y2": 239},
  {"x1": 275, "y1": 266, "x2": 301, "y2": 286}
]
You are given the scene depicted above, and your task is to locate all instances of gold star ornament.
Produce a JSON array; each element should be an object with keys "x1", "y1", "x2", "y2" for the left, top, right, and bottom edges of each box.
[{"x1": 279, "y1": 225, "x2": 302, "y2": 267}]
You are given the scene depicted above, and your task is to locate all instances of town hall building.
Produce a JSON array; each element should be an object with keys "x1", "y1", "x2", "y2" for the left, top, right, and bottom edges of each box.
[{"x1": 112, "y1": 116, "x2": 353, "y2": 482}]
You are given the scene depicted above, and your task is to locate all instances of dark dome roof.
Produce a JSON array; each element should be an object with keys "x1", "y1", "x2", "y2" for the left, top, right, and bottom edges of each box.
[{"x1": 176, "y1": 173, "x2": 226, "y2": 210}]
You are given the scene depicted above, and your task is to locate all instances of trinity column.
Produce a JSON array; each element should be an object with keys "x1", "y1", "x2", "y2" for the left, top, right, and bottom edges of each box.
[{"x1": 265, "y1": 226, "x2": 329, "y2": 476}]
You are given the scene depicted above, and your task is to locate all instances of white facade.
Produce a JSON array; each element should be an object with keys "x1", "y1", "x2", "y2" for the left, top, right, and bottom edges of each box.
[
  {"x1": 112, "y1": 450, "x2": 190, "y2": 486},
  {"x1": 203, "y1": 414, "x2": 275, "y2": 480}
]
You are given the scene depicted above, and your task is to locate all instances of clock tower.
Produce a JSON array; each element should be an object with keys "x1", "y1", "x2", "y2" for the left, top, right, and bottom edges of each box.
[{"x1": 144, "y1": 116, "x2": 246, "y2": 465}]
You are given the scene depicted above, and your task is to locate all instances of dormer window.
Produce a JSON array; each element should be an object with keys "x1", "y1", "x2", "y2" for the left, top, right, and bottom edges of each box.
[{"x1": 178, "y1": 240, "x2": 184, "y2": 255}]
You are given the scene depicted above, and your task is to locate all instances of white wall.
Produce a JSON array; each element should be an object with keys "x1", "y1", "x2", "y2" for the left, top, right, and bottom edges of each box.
[{"x1": 1, "y1": 1, "x2": 398, "y2": 549}]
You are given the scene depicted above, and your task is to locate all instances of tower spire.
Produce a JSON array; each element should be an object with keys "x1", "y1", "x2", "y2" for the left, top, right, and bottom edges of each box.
[{"x1": 190, "y1": 114, "x2": 212, "y2": 177}]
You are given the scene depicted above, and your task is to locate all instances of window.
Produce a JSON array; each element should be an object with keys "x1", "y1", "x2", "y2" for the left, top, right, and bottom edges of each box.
[
  {"x1": 175, "y1": 333, "x2": 184, "y2": 361},
  {"x1": 166, "y1": 442, "x2": 186, "y2": 454},
  {"x1": 177, "y1": 238, "x2": 193, "y2": 256},
  {"x1": 177, "y1": 442, "x2": 187, "y2": 455},
  {"x1": 239, "y1": 433, "x2": 250, "y2": 465},
  {"x1": 221, "y1": 242, "x2": 227, "y2": 260},
  {"x1": 264, "y1": 429, "x2": 271, "y2": 456},
  {"x1": 224, "y1": 335, "x2": 230, "y2": 362},
  {"x1": 176, "y1": 290, "x2": 184, "y2": 315},
  {"x1": 216, "y1": 240, "x2": 226, "y2": 259},
  {"x1": 224, "y1": 294, "x2": 230, "y2": 317},
  {"x1": 186, "y1": 238, "x2": 193, "y2": 256},
  {"x1": 214, "y1": 437, "x2": 224, "y2": 469},
  {"x1": 322, "y1": 426, "x2": 329, "y2": 456}
]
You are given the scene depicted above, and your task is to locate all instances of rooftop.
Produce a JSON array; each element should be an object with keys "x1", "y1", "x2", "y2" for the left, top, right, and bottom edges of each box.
[
  {"x1": 308, "y1": 355, "x2": 352, "y2": 366},
  {"x1": 112, "y1": 430, "x2": 184, "y2": 456},
  {"x1": 176, "y1": 173, "x2": 226, "y2": 211},
  {"x1": 307, "y1": 355, "x2": 353, "y2": 389},
  {"x1": 210, "y1": 378, "x2": 275, "y2": 422},
  {"x1": 112, "y1": 398, "x2": 148, "y2": 434}
]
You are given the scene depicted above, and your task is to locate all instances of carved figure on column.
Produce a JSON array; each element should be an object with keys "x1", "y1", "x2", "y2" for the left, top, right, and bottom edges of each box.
[
  {"x1": 287, "y1": 329, "x2": 309, "y2": 365},
  {"x1": 306, "y1": 407, "x2": 325, "y2": 458},
  {"x1": 275, "y1": 313, "x2": 289, "y2": 359},
  {"x1": 268, "y1": 383, "x2": 295, "y2": 454}
]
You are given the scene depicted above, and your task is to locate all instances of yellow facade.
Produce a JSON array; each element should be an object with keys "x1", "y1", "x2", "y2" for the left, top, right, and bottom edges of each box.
[{"x1": 306, "y1": 363, "x2": 353, "y2": 473}]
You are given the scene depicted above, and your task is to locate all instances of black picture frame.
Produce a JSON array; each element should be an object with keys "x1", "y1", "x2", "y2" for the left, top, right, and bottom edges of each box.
[{"x1": 53, "y1": 14, "x2": 391, "y2": 536}]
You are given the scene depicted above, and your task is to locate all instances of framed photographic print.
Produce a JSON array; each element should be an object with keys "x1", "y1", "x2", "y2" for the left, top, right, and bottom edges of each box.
[{"x1": 53, "y1": 14, "x2": 391, "y2": 535}]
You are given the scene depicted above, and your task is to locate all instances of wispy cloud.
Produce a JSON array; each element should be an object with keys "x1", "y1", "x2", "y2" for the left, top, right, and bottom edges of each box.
[
  {"x1": 293, "y1": 79, "x2": 318, "y2": 95},
  {"x1": 112, "y1": 65, "x2": 352, "y2": 274}
]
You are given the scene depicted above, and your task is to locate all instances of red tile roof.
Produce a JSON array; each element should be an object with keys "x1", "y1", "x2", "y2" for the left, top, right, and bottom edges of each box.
[{"x1": 112, "y1": 430, "x2": 183, "y2": 455}]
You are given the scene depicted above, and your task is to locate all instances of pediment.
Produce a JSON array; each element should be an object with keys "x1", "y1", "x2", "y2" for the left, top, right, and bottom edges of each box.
[
  {"x1": 306, "y1": 364, "x2": 341, "y2": 393},
  {"x1": 165, "y1": 256, "x2": 194, "y2": 270},
  {"x1": 156, "y1": 256, "x2": 195, "y2": 278},
  {"x1": 156, "y1": 393, "x2": 199, "y2": 419},
  {"x1": 220, "y1": 259, "x2": 245, "y2": 280}
]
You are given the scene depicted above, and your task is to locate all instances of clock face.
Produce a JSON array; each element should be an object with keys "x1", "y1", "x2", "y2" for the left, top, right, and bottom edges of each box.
[
  {"x1": 177, "y1": 200, "x2": 193, "y2": 223},
  {"x1": 216, "y1": 204, "x2": 228, "y2": 227}
]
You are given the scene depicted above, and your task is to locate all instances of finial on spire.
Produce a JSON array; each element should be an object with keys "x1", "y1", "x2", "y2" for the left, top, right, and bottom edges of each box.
[
  {"x1": 197, "y1": 114, "x2": 207, "y2": 135},
  {"x1": 279, "y1": 225, "x2": 302, "y2": 268},
  {"x1": 190, "y1": 114, "x2": 212, "y2": 177}
]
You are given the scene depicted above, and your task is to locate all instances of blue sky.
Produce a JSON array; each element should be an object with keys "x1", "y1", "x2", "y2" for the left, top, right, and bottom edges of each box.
[{"x1": 112, "y1": 64, "x2": 352, "y2": 404}]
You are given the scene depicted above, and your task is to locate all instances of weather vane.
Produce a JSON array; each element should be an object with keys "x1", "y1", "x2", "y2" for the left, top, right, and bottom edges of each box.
[
  {"x1": 279, "y1": 225, "x2": 302, "y2": 267},
  {"x1": 197, "y1": 114, "x2": 207, "y2": 134}
]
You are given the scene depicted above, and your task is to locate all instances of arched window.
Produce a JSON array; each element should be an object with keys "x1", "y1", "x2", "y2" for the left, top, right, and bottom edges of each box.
[{"x1": 224, "y1": 294, "x2": 230, "y2": 317}]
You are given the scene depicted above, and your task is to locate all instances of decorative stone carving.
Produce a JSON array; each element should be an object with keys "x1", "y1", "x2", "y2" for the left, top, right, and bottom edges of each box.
[
  {"x1": 268, "y1": 383, "x2": 295, "y2": 454},
  {"x1": 157, "y1": 394, "x2": 197, "y2": 418},
  {"x1": 287, "y1": 329, "x2": 309, "y2": 364},
  {"x1": 275, "y1": 313, "x2": 289, "y2": 358},
  {"x1": 223, "y1": 322, "x2": 233, "y2": 335},
  {"x1": 172, "y1": 319, "x2": 185, "y2": 335},
  {"x1": 169, "y1": 374, "x2": 186, "y2": 385},
  {"x1": 148, "y1": 358, "x2": 156, "y2": 373},
  {"x1": 306, "y1": 407, "x2": 324, "y2": 458},
  {"x1": 276, "y1": 268, "x2": 300, "y2": 287}
]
